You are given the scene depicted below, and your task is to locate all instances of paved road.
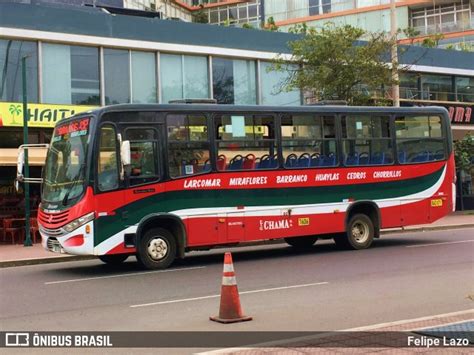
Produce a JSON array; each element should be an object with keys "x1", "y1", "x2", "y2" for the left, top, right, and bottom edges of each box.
[{"x1": 1, "y1": 228, "x2": 473, "y2": 337}]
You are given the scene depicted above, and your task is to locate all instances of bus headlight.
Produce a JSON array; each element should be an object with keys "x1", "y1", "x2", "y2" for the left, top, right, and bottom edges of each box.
[{"x1": 63, "y1": 212, "x2": 95, "y2": 233}]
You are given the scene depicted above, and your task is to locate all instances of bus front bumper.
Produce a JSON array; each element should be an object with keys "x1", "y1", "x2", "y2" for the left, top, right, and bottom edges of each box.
[{"x1": 40, "y1": 221, "x2": 95, "y2": 256}]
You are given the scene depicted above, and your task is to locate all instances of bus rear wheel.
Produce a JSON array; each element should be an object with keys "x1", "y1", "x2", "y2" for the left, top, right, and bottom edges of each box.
[
  {"x1": 98, "y1": 254, "x2": 129, "y2": 265},
  {"x1": 285, "y1": 236, "x2": 318, "y2": 248},
  {"x1": 136, "y1": 228, "x2": 176, "y2": 270},
  {"x1": 335, "y1": 213, "x2": 374, "y2": 250}
]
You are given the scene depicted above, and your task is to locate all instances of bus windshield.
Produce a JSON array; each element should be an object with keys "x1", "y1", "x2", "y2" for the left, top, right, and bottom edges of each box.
[{"x1": 42, "y1": 117, "x2": 91, "y2": 204}]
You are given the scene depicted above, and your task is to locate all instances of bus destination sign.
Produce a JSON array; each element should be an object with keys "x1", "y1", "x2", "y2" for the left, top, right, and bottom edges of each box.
[{"x1": 53, "y1": 118, "x2": 90, "y2": 142}]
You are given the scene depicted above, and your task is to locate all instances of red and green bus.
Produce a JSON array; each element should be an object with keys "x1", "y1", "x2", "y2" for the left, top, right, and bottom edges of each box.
[{"x1": 30, "y1": 104, "x2": 455, "y2": 269}]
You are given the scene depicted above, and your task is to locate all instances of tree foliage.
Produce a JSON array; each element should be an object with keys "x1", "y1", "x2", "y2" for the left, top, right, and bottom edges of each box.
[
  {"x1": 273, "y1": 23, "x2": 397, "y2": 105},
  {"x1": 454, "y1": 134, "x2": 474, "y2": 173},
  {"x1": 192, "y1": 5, "x2": 209, "y2": 24}
]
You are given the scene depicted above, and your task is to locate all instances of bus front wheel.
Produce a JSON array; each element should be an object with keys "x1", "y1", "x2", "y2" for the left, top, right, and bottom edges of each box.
[
  {"x1": 335, "y1": 213, "x2": 374, "y2": 250},
  {"x1": 285, "y1": 236, "x2": 318, "y2": 248},
  {"x1": 136, "y1": 228, "x2": 177, "y2": 270},
  {"x1": 98, "y1": 254, "x2": 129, "y2": 265}
]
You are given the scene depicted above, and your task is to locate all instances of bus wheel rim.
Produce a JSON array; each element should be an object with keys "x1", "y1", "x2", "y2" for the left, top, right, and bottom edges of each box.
[
  {"x1": 352, "y1": 221, "x2": 369, "y2": 244},
  {"x1": 147, "y1": 238, "x2": 168, "y2": 261}
]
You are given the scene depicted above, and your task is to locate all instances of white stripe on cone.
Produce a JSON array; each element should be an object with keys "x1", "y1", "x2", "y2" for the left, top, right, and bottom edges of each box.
[
  {"x1": 223, "y1": 263, "x2": 235, "y2": 273},
  {"x1": 222, "y1": 276, "x2": 237, "y2": 286}
]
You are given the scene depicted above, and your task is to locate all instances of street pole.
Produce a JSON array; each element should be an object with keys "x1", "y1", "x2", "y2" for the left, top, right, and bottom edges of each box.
[
  {"x1": 22, "y1": 56, "x2": 32, "y2": 247},
  {"x1": 390, "y1": 0, "x2": 400, "y2": 107}
]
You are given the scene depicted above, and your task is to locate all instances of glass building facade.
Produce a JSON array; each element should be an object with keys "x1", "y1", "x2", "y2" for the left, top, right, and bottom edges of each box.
[{"x1": 0, "y1": 38, "x2": 306, "y2": 107}]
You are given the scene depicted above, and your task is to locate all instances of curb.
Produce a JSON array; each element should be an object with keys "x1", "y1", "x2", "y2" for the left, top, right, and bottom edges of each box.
[
  {"x1": 1, "y1": 223, "x2": 473, "y2": 268},
  {"x1": 0, "y1": 255, "x2": 96, "y2": 268},
  {"x1": 381, "y1": 223, "x2": 474, "y2": 234}
]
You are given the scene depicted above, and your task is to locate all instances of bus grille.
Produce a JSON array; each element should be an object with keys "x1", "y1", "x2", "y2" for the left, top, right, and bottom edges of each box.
[
  {"x1": 39, "y1": 225, "x2": 65, "y2": 238},
  {"x1": 46, "y1": 237, "x2": 63, "y2": 253},
  {"x1": 38, "y1": 209, "x2": 69, "y2": 226}
]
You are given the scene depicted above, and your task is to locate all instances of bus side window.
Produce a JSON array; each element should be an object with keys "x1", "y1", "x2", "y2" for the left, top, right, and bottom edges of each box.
[
  {"x1": 215, "y1": 114, "x2": 276, "y2": 171},
  {"x1": 281, "y1": 114, "x2": 337, "y2": 168},
  {"x1": 124, "y1": 128, "x2": 159, "y2": 186},
  {"x1": 341, "y1": 115, "x2": 393, "y2": 166},
  {"x1": 98, "y1": 124, "x2": 119, "y2": 192},
  {"x1": 167, "y1": 114, "x2": 210, "y2": 178},
  {"x1": 395, "y1": 115, "x2": 445, "y2": 163}
]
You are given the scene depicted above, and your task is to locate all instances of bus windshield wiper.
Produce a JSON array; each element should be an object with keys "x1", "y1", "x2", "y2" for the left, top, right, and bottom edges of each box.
[{"x1": 62, "y1": 164, "x2": 85, "y2": 206}]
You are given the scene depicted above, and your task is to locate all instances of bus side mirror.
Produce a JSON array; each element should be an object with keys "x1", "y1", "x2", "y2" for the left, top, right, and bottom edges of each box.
[
  {"x1": 17, "y1": 148, "x2": 25, "y2": 181},
  {"x1": 120, "y1": 140, "x2": 131, "y2": 181},
  {"x1": 121, "y1": 140, "x2": 131, "y2": 166}
]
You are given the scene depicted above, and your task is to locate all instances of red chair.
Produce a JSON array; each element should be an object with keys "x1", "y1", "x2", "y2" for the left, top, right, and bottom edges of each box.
[
  {"x1": 242, "y1": 154, "x2": 256, "y2": 170},
  {"x1": 217, "y1": 155, "x2": 227, "y2": 171},
  {"x1": 3, "y1": 219, "x2": 24, "y2": 244},
  {"x1": 30, "y1": 218, "x2": 40, "y2": 244}
]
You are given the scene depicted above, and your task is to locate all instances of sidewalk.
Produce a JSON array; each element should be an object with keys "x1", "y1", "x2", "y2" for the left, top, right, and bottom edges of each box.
[
  {"x1": 1, "y1": 211, "x2": 473, "y2": 268},
  {"x1": 201, "y1": 309, "x2": 474, "y2": 354}
]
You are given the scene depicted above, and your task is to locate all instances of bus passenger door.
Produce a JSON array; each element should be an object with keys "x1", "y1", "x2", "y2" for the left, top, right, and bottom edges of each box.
[{"x1": 121, "y1": 125, "x2": 164, "y2": 225}]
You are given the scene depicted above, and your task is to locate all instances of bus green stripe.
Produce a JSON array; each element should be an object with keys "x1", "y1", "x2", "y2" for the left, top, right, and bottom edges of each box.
[{"x1": 94, "y1": 166, "x2": 443, "y2": 246}]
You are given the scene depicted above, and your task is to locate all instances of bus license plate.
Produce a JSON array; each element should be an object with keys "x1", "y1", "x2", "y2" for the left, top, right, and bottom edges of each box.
[{"x1": 431, "y1": 199, "x2": 443, "y2": 207}]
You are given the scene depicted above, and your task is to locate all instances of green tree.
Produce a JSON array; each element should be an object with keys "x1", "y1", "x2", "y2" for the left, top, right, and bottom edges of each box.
[
  {"x1": 192, "y1": 5, "x2": 209, "y2": 24},
  {"x1": 264, "y1": 17, "x2": 279, "y2": 32},
  {"x1": 421, "y1": 33, "x2": 444, "y2": 48},
  {"x1": 454, "y1": 134, "x2": 474, "y2": 174},
  {"x1": 402, "y1": 27, "x2": 421, "y2": 45},
  {"x1": 273, "y1": 23, "x2": 396, "y2": 105},
  {"x1": 459, "y1": 42, "x2": 474, "y2": 52}
]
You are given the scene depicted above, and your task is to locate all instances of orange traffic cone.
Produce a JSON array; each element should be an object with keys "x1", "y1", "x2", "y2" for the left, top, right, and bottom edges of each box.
[{"x1": 210, "y1": 252, "x2": 252, "y2": 324}]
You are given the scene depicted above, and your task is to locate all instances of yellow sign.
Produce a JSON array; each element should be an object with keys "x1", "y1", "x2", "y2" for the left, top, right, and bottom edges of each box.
[
  {"x1": 431, "y1": 199, "x2": 443, "y2": 207},
  {"x1": 0, "y1": 102, "x2": 98, "y2": 128},
  {"x1": 298, "y1": 217, "x2": 310, "y2": 226}
]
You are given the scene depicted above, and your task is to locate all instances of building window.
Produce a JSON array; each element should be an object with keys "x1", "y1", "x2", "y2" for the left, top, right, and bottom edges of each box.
[
  {"x1": 104, "y1": 48, "x2": 130, "y2": 104},
  {"x1": 410, "y1": 1, "x2": 472, "y2": 35},
  {"x1": 160, "y1": 53, "x2": 209, "y2": 104},
  {"x1": 212, "y1": 57, "x2": 256, "y2": 105},
  {"x1": 206, "y1": 0, "x2": 260, "y2": 26},
  {"x1": 260, "y1": 61, "x2": 301, "y2": 106},
  {"x1": 42, "y1": 43, "x2": 100, "y2": 105},
  {"x1": 400, "y1": 73, "x2": 420, "y2": 100},
  {"x1": 0, "y1": 39, "x2": 38, "y2": 103},
  {"x1": 456, "y1": 76, "x2": 474, "y2": 103},
  {"x1": 421, "y1": 74, "x2": 453, "y2": 101},
  {"x1": 131, "y1": 51, "x2": 157, "y2": 103}
]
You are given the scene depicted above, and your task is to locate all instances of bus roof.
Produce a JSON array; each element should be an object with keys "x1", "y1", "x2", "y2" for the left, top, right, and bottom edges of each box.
[
  {"x1": 62, "y1": 103, "x2": 450, "y2": 125},
  {"x1": 97, "y1": 103, "x2": 449, "y2": 115}
]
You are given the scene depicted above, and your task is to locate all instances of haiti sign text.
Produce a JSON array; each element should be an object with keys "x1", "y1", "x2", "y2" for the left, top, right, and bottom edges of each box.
[{"x1": 0, "y1": 102, "x2": 97, "y2": 128}]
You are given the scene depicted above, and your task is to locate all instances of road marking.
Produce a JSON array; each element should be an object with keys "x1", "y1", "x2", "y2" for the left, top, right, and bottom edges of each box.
[
  {"x1": 44, "y1": 266, "x2": 206, "y2": 285},
  {"x1": 130, "y1": 281, "x2": 329, "y2": 308},
  {"x1": 406, "y1": 239, "x2": 474, "y2": 248}
]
